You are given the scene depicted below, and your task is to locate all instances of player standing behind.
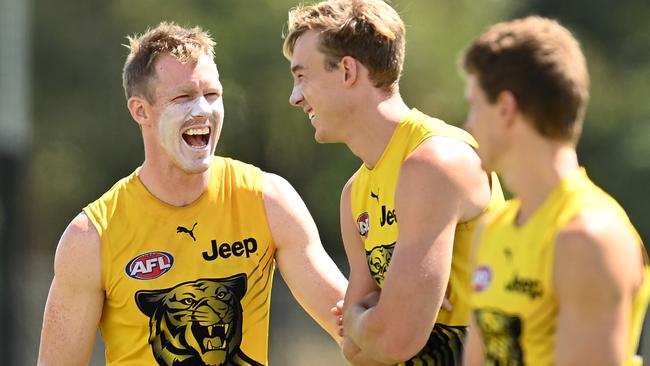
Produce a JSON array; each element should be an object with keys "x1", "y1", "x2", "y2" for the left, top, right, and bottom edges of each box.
[
  {"x1": 461, "y1": 16, "x2": 650, "y2": 366},
  {"x1": 283, "y1": 1, "x2": 504, "y2": 364}
]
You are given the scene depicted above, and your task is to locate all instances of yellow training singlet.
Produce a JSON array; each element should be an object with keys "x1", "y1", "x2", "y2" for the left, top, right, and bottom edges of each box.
[
  {"x1": 472, "y1": 168, "x2": 650, "y2": 366},
  {"x1": 350, "y1": 109, "x2": 504, "y2": 365},
  {"x1": 85, "y1": 157, "x2": 275, "y2": 366}
]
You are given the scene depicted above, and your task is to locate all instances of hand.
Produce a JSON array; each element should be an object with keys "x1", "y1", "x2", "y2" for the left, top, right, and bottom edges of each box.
[
  {"x1": 441, "y1": 296, "x2": 453, "y2": 312},
  {"x1": 331, "y1": 299, "x2": 344, "y2": 337}
]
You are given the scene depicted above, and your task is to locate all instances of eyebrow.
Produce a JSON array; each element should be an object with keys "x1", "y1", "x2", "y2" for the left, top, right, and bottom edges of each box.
[{"x1": 174, "y1": 87, "x2": 196, "y2": 95}]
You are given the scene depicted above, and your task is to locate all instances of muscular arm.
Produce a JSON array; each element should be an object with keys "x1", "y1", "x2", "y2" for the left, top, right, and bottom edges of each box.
[
  {"x1": 554, "y1": 211, "x2": 644, "y2": 366},
  {"x1": 344, "y1": 138, "x2": 490, "y2": 363},
  {"x1": 38, "y1": 213, "x2": 104, "y2": 366},
  {"x1": 263, "y1": 173, "x2": 347, "y2": 343}
]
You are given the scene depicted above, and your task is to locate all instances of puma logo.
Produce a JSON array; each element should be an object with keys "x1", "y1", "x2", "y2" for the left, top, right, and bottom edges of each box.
[
  {"x1": 504, "y1": 247, "x2": 513, "y2": 261},
  {"x1": 370, "y1": 191, "x2": 379, "y2": 202},
  {"x1": 177, "y1": 222, "x2": 198, "y2": 241}
]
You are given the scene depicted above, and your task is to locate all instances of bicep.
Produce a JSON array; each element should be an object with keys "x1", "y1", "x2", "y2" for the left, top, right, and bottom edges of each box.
[
  {"x1": 263, "y1": 174, "x2": 346, "y2": 338},
  {"x1": 374, "y1": 154, "x2": 462, "y2": 332},
  {"x1": 38, "y1": 213, "x2": 104, "y2": 365},
  {"x1": 554, "y1": 213, "x2": 641, "y2": 366},
  {"x1": 264, "y1": 174, "x2": 343, "y2": 286}
]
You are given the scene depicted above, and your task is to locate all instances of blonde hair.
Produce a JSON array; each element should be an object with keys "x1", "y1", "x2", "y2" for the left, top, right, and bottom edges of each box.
[
  {"x1": 283, "y1": 0, "x2": 405, "y2": 92},
  {"x1": 122, "y1": 22, "x2": 215, "y2": 102}
]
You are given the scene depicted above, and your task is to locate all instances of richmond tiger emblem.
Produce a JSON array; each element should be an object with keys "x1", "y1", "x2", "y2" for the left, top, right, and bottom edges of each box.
[
  {"x1": 135, "y1": 274, "x2": 263, "y2": 366},
  {"x1": 366, "y1": 243, "x2": 395, "y2": 287},
  {"x1": 475, "y1": 308, "x2": 524, "y2": 366}
]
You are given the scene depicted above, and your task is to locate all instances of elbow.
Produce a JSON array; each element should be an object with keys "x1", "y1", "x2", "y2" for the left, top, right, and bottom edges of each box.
[{"x1": 371, "y1": 329, "x2": 429, "y2": 363}]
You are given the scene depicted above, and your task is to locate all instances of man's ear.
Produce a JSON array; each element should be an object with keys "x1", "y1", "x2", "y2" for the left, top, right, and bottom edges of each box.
[
  {"x1": 127, "y1": 96, "x2": 152, "y2": 127},
  {"x1": 340, "y1": 56, "x2": 358, "y2": 87},
  {"x1": 497, "y1": 90, "x2": 518, "y2": 127}
]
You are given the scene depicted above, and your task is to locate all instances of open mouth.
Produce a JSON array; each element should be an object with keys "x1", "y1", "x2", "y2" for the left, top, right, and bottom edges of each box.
[
  {"x1": 182, "y1": 126, "x2": 210, "y2": 149},
  {"x1": 193, "y1": 322, "x2": 229, "y2": 353}
]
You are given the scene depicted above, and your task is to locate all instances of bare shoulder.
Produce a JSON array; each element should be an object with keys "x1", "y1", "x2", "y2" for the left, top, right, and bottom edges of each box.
[
  {"x1": 412, "y1": 135, "x2": 481, "y2": 166},
  {"x1": 556, "y1": 209, "x2": 640, "y2": 258},
  {"x1": 262, "y1": 172, "x2": 304, "y2": 221},
  {"x1": 555, "y1": 209, "x2": 643, "y2": 294},
  {"x1": 55, "y1": 212, "x2": 102, "y2": 286},
  {"x1": 402, "y1": 136, "x2": 491, "y2": 221},
  {"x1": 262, "y1": 172, "x2": 319, "y2": 250},
  {"x1": 57, "y1": 212, "x2": 101, "y2": 261},
  {"x1": 262, "y1": 172, "x2": 294, "y2": 203},
  {"x1": 340, "y1": 173, "x2": 356, "y2": 205}
]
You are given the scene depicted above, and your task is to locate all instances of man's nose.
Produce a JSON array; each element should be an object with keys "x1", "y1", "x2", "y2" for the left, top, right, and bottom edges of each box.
[
  {"x1": 190, "y1": 96, "x2": 212, "y2": 121},
  {"x1": 289, "y1": 86, "x2": 303, "y2": 107}
]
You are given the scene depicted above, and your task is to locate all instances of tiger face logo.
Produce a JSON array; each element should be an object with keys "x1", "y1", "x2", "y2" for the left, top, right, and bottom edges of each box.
[
  {"x1": 366, "y1": 243, "x2": 395, "y2": 287},
  {"x1": 135, "y1": 274, "x2": 263, "y2": 366},
  {"x1": 475, "y1": 309, "x2": 524, "y2": 366}
]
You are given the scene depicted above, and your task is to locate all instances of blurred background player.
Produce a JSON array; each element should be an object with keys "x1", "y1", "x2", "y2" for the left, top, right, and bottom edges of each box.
[{"x1": 462, "y1": 16, "x2": 650, "y2": 366}]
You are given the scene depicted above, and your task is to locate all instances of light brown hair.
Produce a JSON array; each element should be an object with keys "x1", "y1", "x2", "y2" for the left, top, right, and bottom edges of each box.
[
  {"x1": 462, "y1": 16, "x2": 589, "y2": 141},
  {"x1": 283, "y1": 0, "x2": 405, "y2": 92},
  {"x1": 122, "y1": 22, "x2": 215, "y2": 102}
]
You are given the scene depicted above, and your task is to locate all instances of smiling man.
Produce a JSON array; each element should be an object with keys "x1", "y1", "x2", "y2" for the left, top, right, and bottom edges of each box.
[
  {"x1": 38, "y1": 22, "x2": 347, "y2": 366},
  {"x1": 283, "y1": 1, "x2": 503, "y2": 364}
]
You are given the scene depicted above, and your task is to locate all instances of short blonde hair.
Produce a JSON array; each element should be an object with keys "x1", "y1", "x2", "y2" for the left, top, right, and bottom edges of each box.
[
  {"x1": 122, "y1": 22, "x2": 215, "y2": 102},
  {"x1": 283, "y1": 0, "x2": 405, "y2": 92}
]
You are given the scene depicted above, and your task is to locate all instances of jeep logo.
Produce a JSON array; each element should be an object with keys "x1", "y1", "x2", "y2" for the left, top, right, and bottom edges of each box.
[
  {"x1": 202, "y1": 238, "x2": 258, "y2": 261},
  {"x1": 379, "y1": 205, "x2": 397, "y2": 227}
]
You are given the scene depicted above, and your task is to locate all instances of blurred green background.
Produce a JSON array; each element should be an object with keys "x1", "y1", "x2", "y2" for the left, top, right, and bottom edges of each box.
[{"x1": 1, "y1": 0, "x2": 648, "y2": 364}]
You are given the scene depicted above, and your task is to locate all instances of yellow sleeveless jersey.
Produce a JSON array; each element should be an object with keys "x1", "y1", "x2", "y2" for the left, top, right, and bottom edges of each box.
[
  {"x1": 84, "y1": 157, "x2": 275, "y2": 366},
  {"x1": 350, "y1": 109, "x2": 504, "y2": 364},
  {"x1": 472, "y1": 168, "x2": 650, "y2": 366}
]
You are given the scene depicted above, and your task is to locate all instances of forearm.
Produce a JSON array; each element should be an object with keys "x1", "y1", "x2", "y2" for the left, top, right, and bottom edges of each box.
[{"x1": 279, "y1": 248, "x2": 347, "y2": 342}]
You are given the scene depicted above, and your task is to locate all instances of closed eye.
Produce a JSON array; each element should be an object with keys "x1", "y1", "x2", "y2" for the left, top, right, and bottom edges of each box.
[
  {"x1": 204, "y1": 92, "x2": 222, "y2": 102},
  {"x1": 173, "y1": 94, "x2": 192, "y2": 102}
]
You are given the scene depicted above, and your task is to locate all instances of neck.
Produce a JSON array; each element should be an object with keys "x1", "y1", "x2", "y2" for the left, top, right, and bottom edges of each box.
[
  {"x1": 502, "y1": 138, "x2": 579, "y2": 225},
  {"x1": 345, "y1": 92, "x2": 410, "y2": 169},
  {"x1": 138, "y1": 158, "x2": 211, "y2": 207}
]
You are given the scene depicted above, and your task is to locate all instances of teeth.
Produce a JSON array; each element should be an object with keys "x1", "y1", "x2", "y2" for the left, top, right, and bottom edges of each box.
[
  {"x1": 308, "y1": 111, "x2": 315, "y2": 120},
  {"x1": 204, "y1": 337, "x2": 224, "y2": 350},
  {"x1": 184, "y1": 127, "x2": 209, "y2": 135},
  {"x1": 206, "y1": 324, "x2": 227, "y2": 338}
]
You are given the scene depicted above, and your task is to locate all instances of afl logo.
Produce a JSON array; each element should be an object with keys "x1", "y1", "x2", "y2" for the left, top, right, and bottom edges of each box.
[
  {"x1": 125, "y1": 251, "x2": 174, "y2": 280},
  {"x1": 472, "y1": 265, "x2": 492, "y2": 292},
  {"x1": 357, "y1": 211, "x2": 370, "y2": 238}
]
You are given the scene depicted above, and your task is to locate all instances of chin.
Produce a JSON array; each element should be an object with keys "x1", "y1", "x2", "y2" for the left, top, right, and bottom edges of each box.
[
  {"x1": 314, "y1": 130, "x2": 336, "y2": 144},
  {"x1": 178, "y1": 156, "x2": 213, "y2": 174}
]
